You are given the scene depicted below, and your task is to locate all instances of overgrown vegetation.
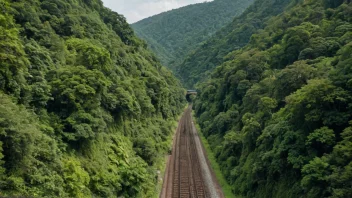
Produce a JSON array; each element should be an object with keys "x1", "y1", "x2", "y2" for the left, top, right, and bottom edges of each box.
[
  {"x1": 194, "y1": 0, "x2": 352, "y2": 197},
  {"x1": 0, "y1": 0, "x2": 185, "y2": 197},
  {"x1": 132, "y1": 0, "x2": 254, "y2": 73}
]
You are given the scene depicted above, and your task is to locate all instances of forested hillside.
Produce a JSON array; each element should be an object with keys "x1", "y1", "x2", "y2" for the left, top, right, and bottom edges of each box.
[
  {"x1": 0, "y1": 0, "x2": 185, "y2": 197},
  {"x1": 194, "y1": 0, "x2": 352, "y2": 197},
  {"x1": 131, "y1": 0, "x2": 254, "y2": 72},
  {"x1": 179, "y1": 0, "x2": 293, "y2": 88}
]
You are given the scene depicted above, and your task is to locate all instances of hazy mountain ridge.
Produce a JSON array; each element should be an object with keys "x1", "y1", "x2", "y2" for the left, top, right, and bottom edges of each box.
[
  {"x1": 132, "y1": 0, "x2": 255, "y2": 72},
  {"x1": 178, "y1": 0, "x2": 293, "y2": 87}
]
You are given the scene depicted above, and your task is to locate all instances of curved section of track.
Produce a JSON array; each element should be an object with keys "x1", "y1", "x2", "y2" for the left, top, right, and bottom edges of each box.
[{"x1": 160, "y1": 106, "x2": 224, "y2": 198}]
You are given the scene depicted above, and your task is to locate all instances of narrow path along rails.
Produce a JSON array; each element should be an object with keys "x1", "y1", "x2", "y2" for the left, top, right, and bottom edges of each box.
[{"x1": 160, "y1": 105, "x2": 224, "y2": 198}]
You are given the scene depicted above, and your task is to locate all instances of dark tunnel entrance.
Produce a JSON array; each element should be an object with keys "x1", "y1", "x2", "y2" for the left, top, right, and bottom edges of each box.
[{"x1": 186, "y1": 90, "x2": 197, "y2": 102}]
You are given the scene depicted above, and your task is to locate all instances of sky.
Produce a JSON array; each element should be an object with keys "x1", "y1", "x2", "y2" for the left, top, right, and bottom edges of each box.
[{"x1": 101, "y1": 0, "x2": 212, "y2": 24}]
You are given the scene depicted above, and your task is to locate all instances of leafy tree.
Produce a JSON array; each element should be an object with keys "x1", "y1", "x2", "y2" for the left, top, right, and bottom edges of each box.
[
  {"x1": 62, "y1": 157, "x2": 91, "y2": 197},
  {"x1": 66, "y1": 38, "x2": 112, "y2": 72},
  {"x1": 306, "y1": 127, "x2": 335, "y2": 152},
  {"x1": 0, "y1": 0, "x2": 29, "y2": 99},
  {"x1": 301, "y1": 157, "x2": 331, "y2": 197}
]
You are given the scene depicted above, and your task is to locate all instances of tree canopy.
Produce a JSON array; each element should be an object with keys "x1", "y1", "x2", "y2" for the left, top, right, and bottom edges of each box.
[
  {"x1": 0, "y1": 0, "x2": 185, "y2": 197},
  {"x1": 193, "y1": 0, "x2": 352, "y2": 197}
]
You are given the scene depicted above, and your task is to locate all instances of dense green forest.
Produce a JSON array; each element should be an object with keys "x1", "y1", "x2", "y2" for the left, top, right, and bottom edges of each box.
[
  {"x1": 131, "y1": 0, "x2": 254, "y2": 73},
  {"x1": 178, "y1": 0, "x2": 294, "y2": 88},
  {"x1": 2, "y1": 0, "x2": 352, "y2": 197},
  {"x1": 194, "y1": 0, "x2": 352, "y2": 197},
  {"x1": 0, "y1": 0, "x2": 185, "y2": 197}
]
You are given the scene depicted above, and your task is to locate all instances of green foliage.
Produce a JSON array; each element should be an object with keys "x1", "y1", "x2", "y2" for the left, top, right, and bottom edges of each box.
[
  {"x1": 179, "y1": 0, "x2": 293, "y2": 88},
  {"x1": 0, "y1": 0, "x2": 185, "y2": 196},
  {"x1": 47, "y1": 66, "x2": 111, "y2": 141},
  {"x1": 193, "y1": 0, "x2": 352, "y2": 197},
  {"x1": 132, "y1": 0, "x2": 255, "y2": 73},
  {"x1": 62, "y1": 157, "x2": 90, "y2": 197},
  {"x1": 306, "y1": 127, "x2": 335, "y2": 149},
  {"x1": 301, "y1": 157, "x2": 330, "y2": 197},
  {"x1": 81, "y1": 133, "x2": 155, "y2": 197},
  {"x1": 0, "y1": 93, "x2": 65, "y2": 196},
  {"x1": 66, "y1": 38, "x2": 112, "y2": 72},
  {"x1": 0, "y1": 0, "x2": 29, "y2": 99}
]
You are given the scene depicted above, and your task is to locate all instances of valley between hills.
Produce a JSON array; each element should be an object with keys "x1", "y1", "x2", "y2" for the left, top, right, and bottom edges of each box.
[{"x1": 0, "y1": 0, "x2": 352, "y2": 197}]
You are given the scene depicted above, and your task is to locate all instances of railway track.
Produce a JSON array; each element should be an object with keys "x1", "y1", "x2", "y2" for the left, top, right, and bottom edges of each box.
[{"x1": 161, "y1": 106, "x2": 223, "y2": 198}]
